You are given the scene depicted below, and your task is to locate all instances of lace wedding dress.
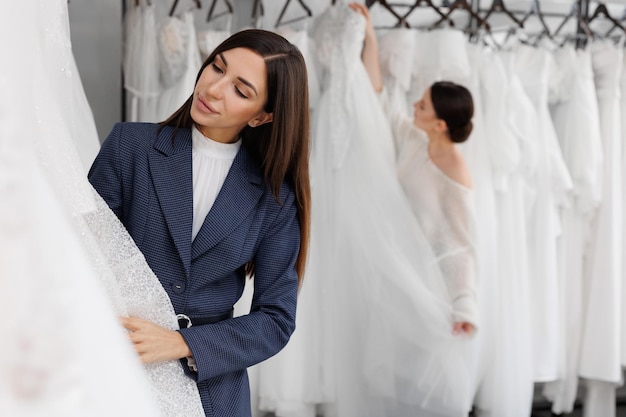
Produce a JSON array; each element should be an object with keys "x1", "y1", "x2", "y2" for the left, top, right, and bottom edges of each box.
[
  {"x1": 309, "y1": 4, "x2": 474, "y2": 416},
  {"x1": 0, "y1": 1, "x2": 204, "y2": 416}
]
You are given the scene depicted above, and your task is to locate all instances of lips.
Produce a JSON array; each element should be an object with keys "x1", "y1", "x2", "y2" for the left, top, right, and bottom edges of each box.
[{"x1": 197, "y1": 95, "x2": 217, "y2": 114}]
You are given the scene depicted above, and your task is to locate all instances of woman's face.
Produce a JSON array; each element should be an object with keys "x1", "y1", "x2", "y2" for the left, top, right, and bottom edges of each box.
[
  {"x1": 190, "y1": 47, "x2": 273, "y2": 143},
  {"x1": 412, "y1": 88, "x2": 440, "y2": 134}
]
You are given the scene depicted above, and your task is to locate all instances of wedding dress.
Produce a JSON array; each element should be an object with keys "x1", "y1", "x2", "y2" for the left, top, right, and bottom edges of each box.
[
  {"x1": 0, "y1": 1, "x2": 204, "y2": 416},
  {"x1": 310, "y1": 4, "x2": 474, "y2": 416}
]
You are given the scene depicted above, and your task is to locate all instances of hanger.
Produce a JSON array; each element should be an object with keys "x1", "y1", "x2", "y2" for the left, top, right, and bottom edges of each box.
[
  {"x1": 588, "y1": 2, "x2": 625, "y2": 34},
  {"x1": 553, "y1": 2, "x2": 580, "y2": 37},
  {"x1": 367, "y1": 0, "x2": 411, "y2": 28},
  {"x1": 400, "y1": 0, "x2": 450, "y2": 24},
  {"x1": 520, "y1": 0, "x2": 554, "y2": 43},
  {"x1": 169, "y1": 0, "x2": 202, "y2": 17},
  {"x1": 275, "y1": 0, "x2": 312, "y2": 27},
  {"x1": 480, "y1": 0, "x2": 523, "y2": 29},
  {"x1": 206, "y1": 0, "x2": 232, "y2": 22},
  {"x1": 433, "y1": 0, "x2": 490, "y2": 31},
  {"x1": 605, "y1": 6, "x2": 626, "y2": 36},
  {"x1": 251, "y1": 0, "x2": 265, "y2": 26}
]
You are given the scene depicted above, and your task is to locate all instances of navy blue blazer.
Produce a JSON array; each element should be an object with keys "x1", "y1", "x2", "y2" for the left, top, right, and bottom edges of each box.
[{"x1": 88, "y1": 122, "x2": 299, "y2": 417}]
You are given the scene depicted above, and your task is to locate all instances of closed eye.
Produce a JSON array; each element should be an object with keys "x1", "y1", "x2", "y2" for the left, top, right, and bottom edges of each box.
[
  {"x1": 211, "y1": 63, "x2": 224, "y2": 74},
  {"x1": 235, "y1": 87, "x2": 248, "y2": 99}
]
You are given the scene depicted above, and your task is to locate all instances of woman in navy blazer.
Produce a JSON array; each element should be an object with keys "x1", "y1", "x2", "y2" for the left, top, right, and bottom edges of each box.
[{"x1": 88, "y1": 29, "x2": 310, "y2": 417}]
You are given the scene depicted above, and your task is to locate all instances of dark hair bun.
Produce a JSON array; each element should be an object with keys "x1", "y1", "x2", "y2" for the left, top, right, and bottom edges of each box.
[
  {"x1": 430, "y1": 81, "x2": 474, "y2": 143},
  {"x1": 448, "y1": 121, "x2": 473, "y2": 143}
]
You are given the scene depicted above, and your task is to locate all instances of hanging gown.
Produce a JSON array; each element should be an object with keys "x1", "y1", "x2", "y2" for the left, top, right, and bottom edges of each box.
[
  {"x1": 471, "y1": 47, "x2": 535, "y2": 417},
  {"x1": 156, "y1": 11, "x2": 201, "y2": 121},
  {"x1": 0, "y1": 1, "x2": 205, "y2": 416},
  {"x1": 514, "y1": 44, "x2": 573, "y2": 383},
  {"x1": 543, "y1": 45, "x2": 604, "y2": 415},
  {"x1": 123, "y1": 1, "x2": 161, "y2": 123},
  {"x1": 255, "y1": 25, "x2": 328, "y2": 417},
  {"x1": 580, "y1": 40, "x2": 624, "y2": 417},
  {"x1": 311, "y1": 5, "x2": 474, "y2": 417}
]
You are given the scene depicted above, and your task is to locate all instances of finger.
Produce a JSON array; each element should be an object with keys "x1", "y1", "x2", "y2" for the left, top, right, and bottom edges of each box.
[{"x1": 452, "y1": 322, "x2": 463, "y2": 335}]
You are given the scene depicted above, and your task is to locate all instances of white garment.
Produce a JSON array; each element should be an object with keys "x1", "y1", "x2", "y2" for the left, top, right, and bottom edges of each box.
[
  {"x1": 311, "y1": 5, "x2": 473, "y2": 417},
  {"x1": 389, "y1": 114, "x2": 479, "y2": 327},
  {"x1": 0, "y1": 1, "x2": 205, "y2": 416},
  {"x1": 278, "y1": 28, "x2": 322, "y2": 111},
  {"x1": 156, "y1": 11, "x2": 201, "y2": 121},
  {"x1": 514, "y1": 44, "x2": 573, "y2": 383},
  {"x1": 124, "y1": 2, "x2": 161, "y2": 122},
  {"x1": 470, "y1": 48, "x2": 534, "y2": 417},
  {"x1": 197, "y1": 29, "x2": 230, "y2": 62},
  {"x1": 191, "y1": 126, "x2": 240, "y2": 240},
  {"x1": 580, "y1": 40, "x2": 624, "y2": 385},
  {"x1": 543, "y1": 45, "x2": 604, "y2": 414}
]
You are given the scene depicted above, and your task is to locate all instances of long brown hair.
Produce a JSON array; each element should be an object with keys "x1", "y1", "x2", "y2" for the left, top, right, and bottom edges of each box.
[{"x1": 160, "y1": 29, "x2": 311, "y2": 287}]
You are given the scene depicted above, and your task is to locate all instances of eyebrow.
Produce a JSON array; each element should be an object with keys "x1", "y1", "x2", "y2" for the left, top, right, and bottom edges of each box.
[{"x1": 218, "y1": 53, "x2": 258, "y2": 96}]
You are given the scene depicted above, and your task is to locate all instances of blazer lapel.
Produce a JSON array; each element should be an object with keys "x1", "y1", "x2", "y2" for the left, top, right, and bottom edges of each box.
[
  {"x1": 149, "y1": 126, "x2": 193, "y2": 277},
  {"x1": 192, "y1": 145, "x2": 264, "y2": 259}
]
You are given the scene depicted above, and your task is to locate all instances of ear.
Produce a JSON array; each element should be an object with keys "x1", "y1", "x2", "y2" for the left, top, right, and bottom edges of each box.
[
  {"x1": 435, "y1": 119, "x2": 447, "y2": 134},
  {"x1": 248, "y1": 112, "x2": 273, "y2": 128}
]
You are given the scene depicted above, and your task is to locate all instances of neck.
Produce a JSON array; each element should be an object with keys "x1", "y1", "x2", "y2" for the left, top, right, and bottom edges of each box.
[{"x1": 426, "y1": 131, "x2": 454, "y2": 156}]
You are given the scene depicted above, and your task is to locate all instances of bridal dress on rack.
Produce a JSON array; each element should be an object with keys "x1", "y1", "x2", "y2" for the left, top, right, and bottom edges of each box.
[
  {"x1": 0, "y1": 1, "x2": 204, "y2": 416},
  {"x1": 476, "y1": 47, "x2": 536, "y2": 417},
  {"x1": 255, "y1": 14, "x2": 328, "y2": 417},
  {"x1": 580, "y1": 39, "x2": 624, "y2": 417},
  {"x1": 309, "y1": 4, "x2": 474, "y2": 417},
  {"x1": 123, "y1": 0, "x2": 161, "y2": 123},
  {"x1": 542, "y1": 45, "x2": 604, "y2": 415},
  {"x1": 514, "y1": 44, "x2": 573, "y2": 384},
  {"x1": 156, "y1": 10, "x2": 201, "y2": 121}
]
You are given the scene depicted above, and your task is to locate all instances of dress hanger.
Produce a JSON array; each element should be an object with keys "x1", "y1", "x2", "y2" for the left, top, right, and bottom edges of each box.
[
  {"x1": 520, "y1": 0, "x2": 554, "y2": 43},
  {"x1": 400, "y1": 0, "x2": 450, "y2": 24},
  {"x1": 275, "y1": 0, "x2": 313, "y2": 28},
  {"x1": 169, "y1": 0, "x2": 202, "y2": 17},
  {"x1": 480, "y1": 0, "x2": 523, "y2": 29},
  {"x1": 605, "y1": 6, "x2": 626, "y2": 36},
  {"x1": 432, "y1": 0, "x2": 490, "y2": 32},
  {"x1": 587, "y1": 2, "x2": 625, "y2": 35},
  {"x1": 251, "y1": 0, "x2": 264, "y2": 27},
  {"x1": 206, "y1": 0, "x2": 233, "y2": 23},
  {"x1": 553, "y1": 2, "x2": 592, "y2": 47}
]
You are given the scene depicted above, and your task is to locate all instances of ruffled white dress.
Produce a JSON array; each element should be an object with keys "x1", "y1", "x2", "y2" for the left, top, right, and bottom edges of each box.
[
  {"x1": 310, "y1": 5, "x2": 474, "y2": 417},
  {"x1": 0, "y1": 1, "x2": 205, "y2": 416}
]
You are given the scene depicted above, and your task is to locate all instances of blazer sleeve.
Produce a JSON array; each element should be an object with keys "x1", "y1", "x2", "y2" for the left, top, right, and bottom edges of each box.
[
  {"x1": 178, "y1": 188, "x2": 300, "y2": 382},
  {"x1": 87, "y1": 123, "x2": 124, "y2": 219}
]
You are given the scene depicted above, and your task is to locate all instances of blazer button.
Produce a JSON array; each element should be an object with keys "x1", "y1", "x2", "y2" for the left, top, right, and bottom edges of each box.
[{"x1": 172, "y1": 281, "x2": 186, "y2": 294}]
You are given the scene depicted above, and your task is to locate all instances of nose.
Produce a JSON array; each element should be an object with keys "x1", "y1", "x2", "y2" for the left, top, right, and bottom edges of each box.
[{"x1": 206, "y1": 77, "x2": 227, "y2": 100}]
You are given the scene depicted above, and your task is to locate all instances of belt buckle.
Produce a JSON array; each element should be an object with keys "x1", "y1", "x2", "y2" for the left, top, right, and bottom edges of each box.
[{"x1": 177, "y1": 313, "x2": 192, "y2": 329}]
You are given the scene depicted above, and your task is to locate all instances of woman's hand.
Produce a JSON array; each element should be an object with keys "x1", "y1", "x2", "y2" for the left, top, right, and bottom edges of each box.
[
  {"x1": 120, "y1": 316, "x2": 192, "y2": 364},
  {"x1": 348, "y1": 2, "x2": 376, "y2": 40},
  {"x1": 453, "y1": 321, "x2": 475, "y2": 337}
]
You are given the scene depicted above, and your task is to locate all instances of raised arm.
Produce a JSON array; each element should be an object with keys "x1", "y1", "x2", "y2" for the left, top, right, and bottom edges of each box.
[{"x1": 349, "y1": 3, "x2": 383, "y2": 92}]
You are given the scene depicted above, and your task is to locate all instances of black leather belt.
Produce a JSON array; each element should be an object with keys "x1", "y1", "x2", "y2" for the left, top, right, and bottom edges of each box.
[{"x1": 177, "y1": 308, "x2": 234, "y2": 329}]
